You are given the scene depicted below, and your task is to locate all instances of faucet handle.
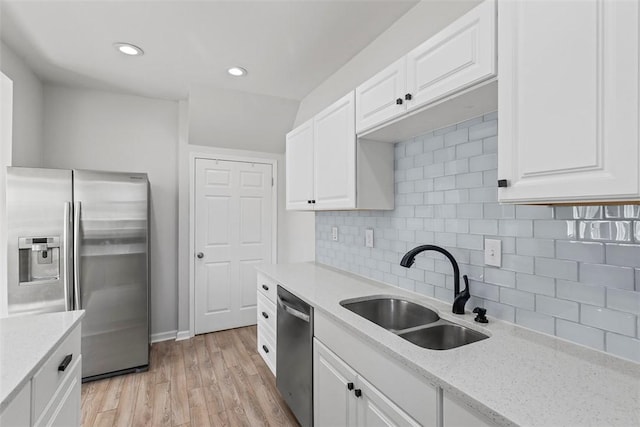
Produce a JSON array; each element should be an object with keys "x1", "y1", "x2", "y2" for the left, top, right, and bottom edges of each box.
[{"x1": 473, "y1": 307, "x2": 488, "y2": 323}]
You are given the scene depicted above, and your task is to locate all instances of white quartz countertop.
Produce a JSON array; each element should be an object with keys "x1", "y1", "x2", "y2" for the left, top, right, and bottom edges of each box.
[
  {"x1": 0, "y1": 310, "x2": 85, "y2": 411},
  {"x1": 257, "y1": 262, "x2": 640, "y2": 427}
]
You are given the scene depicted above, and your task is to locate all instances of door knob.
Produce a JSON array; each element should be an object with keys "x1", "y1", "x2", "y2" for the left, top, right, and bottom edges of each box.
[{"x1": 196, "y1": 252, "x2": 204, "y2": 259}]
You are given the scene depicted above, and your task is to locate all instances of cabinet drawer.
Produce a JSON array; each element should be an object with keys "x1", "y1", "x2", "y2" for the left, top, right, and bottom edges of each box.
[
  {"x1": 32, "y1": 323, "x2": 81, "y2": 422},
  {"x1": 257, "y1": 325, "x2": 276, "y2": 376},
  {"x1": 0, "y1": 380, "x2": 31, "y2": 427},
  {"x1": 35, "y1": 355, "x2": 81, "y2": 427},
  {"x1": 257, "y1": 272, "x2": 277, "y2": 303},
  {"x1": 257, "y1": 292, "x2": 277, "y2": 335}
]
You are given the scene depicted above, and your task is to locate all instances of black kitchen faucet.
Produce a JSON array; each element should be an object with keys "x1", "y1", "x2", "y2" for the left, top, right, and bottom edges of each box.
[{"x1": 400, "y1": 245, "x2": 470, "y2": 314}]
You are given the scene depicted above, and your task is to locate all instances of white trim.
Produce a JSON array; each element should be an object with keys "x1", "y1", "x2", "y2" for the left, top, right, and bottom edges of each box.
[
  {"x1": 188, "y1": 147, "x2": 278, "y2": 337},
  {"x1": 0, "y1": 72, "x2": 13, "y2": 317},
  {"x1": 176, "y1": 330, "x2": 191, "y2": 341},
  {"x1": 150, "y1": 330, "x2": 177, "y2": 343}
]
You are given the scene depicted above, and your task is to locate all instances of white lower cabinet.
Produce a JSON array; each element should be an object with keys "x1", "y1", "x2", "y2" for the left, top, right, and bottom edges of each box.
[
  {"x1": 0, "y1": 322, "x2": 82, "y2": 427},
  {"x1": 314, "y1": 339, "x2": 419, "y2": 427},
  {"x1": 256, "y1": 273, "x2": 277, "y2": 375},
  {"x1": 442, "y1": 393, "x2": 492, "y2": 427}
]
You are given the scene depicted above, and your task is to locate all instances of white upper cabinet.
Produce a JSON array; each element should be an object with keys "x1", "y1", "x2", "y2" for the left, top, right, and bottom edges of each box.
[
  {"x1": 498, "y1": 0, "x2": 640, "y2": 203},
  {"x1": 285, "y1": 119, "x2": 314, "y2": 210},
  {"x1": 356, "y1": 0, "x2": 496, "y2": 135},
  {"x1": 314, "y1": 92, "x2": 356, "y2": 210},
  {"x1": 406, "y1": 0, "x2": 496, "y2": 110},
  {"x1": 355, "y1": 58, "x2": 407, "y2": 134},
  {"x1": 286, "y1": 92, "x2": 394, "y2": 211}
]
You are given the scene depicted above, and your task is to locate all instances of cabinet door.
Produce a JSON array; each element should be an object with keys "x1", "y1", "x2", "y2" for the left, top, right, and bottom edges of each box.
[
  {"x1": 498, "y1": 0, "x2": 639, "y2": 203},
  {"x1": 443, "y1": 393, "x2": 493, "y2": 427},
  {"x1": 356, "y1": 58, "x2": 407, "y2": 133},
  {"x1": 314, "y1": 338, "x2": 357, "y2": 427},
  {"x1": 0, "y1": 381, "x2": 31, "y2": 427},
  {"x1": 313, "y1": 92, "x2": 356, "y2": 210},
  {"x1": 406, "y1": 0, "x2": 495, "y2": 110},
  {"x1": 356, "y1": 375, "x2": 421, "y2": 427},
  {"x1": 285, "y1": 119, "x2": 314, "y2": 210}
]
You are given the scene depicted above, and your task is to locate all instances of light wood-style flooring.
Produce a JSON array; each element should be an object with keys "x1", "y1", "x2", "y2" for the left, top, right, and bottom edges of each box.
[{"x1": 80, "y1": 326, "x2": 299, "y2": 427}]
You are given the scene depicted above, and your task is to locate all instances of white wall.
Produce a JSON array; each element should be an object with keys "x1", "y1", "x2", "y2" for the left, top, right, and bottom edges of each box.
[
  {"x1": 294, "y1": 0, "x2": 481, "y2": 126},
  {"x1": 0, "y1": 72, "x2": 13, "y2": 316},
  {"x1": 0, "y1": 41, "x2": 44, "y2": 166},
  {"x1": 188, "y1": 85, "x2": 300, "y2": 154},
  {"x1": 42, "y1": 84, "x2": 179, "y2": 338}
]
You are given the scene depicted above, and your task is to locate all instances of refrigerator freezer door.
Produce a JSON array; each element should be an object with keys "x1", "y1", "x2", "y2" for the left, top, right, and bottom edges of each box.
[
  {"x1": 73, "y1": 170, "x2": 149, "y2": 379},
  {"x1": 6, "y1": 167, "x2": 73, "y2": 315}
]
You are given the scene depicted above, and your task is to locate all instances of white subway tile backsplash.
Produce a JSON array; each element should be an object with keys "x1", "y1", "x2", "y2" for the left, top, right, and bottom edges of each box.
[
  {"x1": 581, "y1": 305, "x2": 636, "y2": 337},
  {"x1": 536, "y1": 296, "x2": 579, "y2": 321},
  {"x1": 579, "y1": 263, "x2": 635, "y2": 290},
  {"x1": 316, "y1": 111, "x2": 640, "y2": 360},
  {"x1": 556, "y1": 280, "x2": 605, "y2": 307},
  {"x1": 556, "y1": 320, "x2": 604, "y2": 350},
  {"x1": 605, "y1": 333, "x2": 640, "y2": 363},
  {"x1": 516, "y1": 309, "x2": 555, "y2": 335}
]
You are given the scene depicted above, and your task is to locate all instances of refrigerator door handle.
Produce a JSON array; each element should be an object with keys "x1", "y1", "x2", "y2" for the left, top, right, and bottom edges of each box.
[
  {"x1": 73, "y1": 201, "x2": 82, "y2": 309},
  {"x1": 63, "y1": 202, "x2": 72, "y2": 311}
]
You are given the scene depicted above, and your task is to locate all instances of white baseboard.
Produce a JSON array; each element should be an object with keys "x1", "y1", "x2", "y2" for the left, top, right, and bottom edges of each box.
[
  {"x1": 150, "y1": 330, "x2": 177, "y2": 343},
  {"x1": 176, "y1": 330, "x2": 192, "y2": 341}
]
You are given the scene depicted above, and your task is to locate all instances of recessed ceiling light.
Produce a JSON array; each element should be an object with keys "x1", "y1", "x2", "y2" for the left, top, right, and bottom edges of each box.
[
  {"x1": 227, "y1": 66, "x2": 247, "y2": 77},
  {"x1": 114, "y1": 42, "x2": 144, "y2": 56}
]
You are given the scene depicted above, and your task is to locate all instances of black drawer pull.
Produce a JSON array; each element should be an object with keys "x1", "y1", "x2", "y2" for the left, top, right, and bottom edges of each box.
[
  {"x1": 262, "y1": 311, "x2": 269, "y2": 319},
  {"x1": 58, "y1": 354, "x2": 73, "y2": 372},
  {"x1": 262, "y1": 345, "x2": 269, "y2": 354},
  {"x1": 347, "y1": 382, "x2": 354, "y2": 391},
  {"x1": 262, "y1": 284, "x2": 269, "y2": 291},
  {"x1": 354, "y1": 389, "x2": 362, "y2": 398}
]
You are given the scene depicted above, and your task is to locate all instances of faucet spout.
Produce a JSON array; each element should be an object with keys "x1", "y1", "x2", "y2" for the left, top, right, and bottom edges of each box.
[{"x1": 400, "y1": 245, "x2": 469, "y2": 315}]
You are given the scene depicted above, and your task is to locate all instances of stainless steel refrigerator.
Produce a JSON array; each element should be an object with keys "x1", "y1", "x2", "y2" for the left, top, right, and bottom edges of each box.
[{"x1": 6, "y1": 167, "x2": 150, "y2": 381}]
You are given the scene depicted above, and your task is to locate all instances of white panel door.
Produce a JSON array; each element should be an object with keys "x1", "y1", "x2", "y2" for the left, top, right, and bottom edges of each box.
[
  {"x1": 285, "y1": 119, "x2": 314, "y2": 210},
  {"x1": 355, "y1": 58, "x2": 407, "y2": 134},
  {"x1": 498, "y1": 0, "x2": 639, "y2": 203},
  {"x1": 195, "y1": 159, "x2": 273, "y2": 334},
  {"x1": 406, "y1": 0, "x2": 495, "y2": 110},
  {"x1": 314, "y1": 338, "x2": 357, "y2": 427},
  {"x1": 313, "y1": 91, "x2": 356, "y2": 210}
]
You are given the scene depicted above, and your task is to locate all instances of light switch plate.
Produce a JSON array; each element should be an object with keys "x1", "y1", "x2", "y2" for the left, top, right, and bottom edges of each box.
[
  {"x1": 484, "y1": 239, "x2": 502, "y2": 267},
  {"x1": 365, "y1": 229, "x2": 374, "y2": 248},
  {"x1": 332, "y1": 226, "x2": 338, "y2": 241}
]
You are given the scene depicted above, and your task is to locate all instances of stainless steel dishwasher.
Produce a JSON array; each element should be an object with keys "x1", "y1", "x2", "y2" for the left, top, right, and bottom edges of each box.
[{"x1": 276, "y1": 286, "x2": 313, "y2": 427}]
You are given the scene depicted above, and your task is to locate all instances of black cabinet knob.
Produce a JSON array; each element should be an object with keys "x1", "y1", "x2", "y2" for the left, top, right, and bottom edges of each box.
[
  {"x1": 405, "y1": 93, "x2": 412, "y2": 100},
  {"x1": 311, "y1": 200, "x2": 316, "y2": 204},
  {"x1": 58, "y1": 354, "x2": 73, "y2": 372},
  {"x1": 354, "y1": 389, "x2": 362, "y2": 398},
  {"x1": 262, "y1": 345, "x2": 269, "y2": 354},
  {"x1": 396, "y1": 98, "x2": 403, "y2": 105},
  {"x1": 262, "y1": 284, "x2": 269, "y2": 291},
  {"x1": 347, "y1": 382, "x2": 354, "y2": 391},
  {"x1": 497, "y1": 179, "x2": 509, "y2": 188},
  {"x1": 307, "y1": 200, "x2": 311, "y2": 204},
  {"x1": 261, "y1": 311, "x2": 269, "y2": 319}
]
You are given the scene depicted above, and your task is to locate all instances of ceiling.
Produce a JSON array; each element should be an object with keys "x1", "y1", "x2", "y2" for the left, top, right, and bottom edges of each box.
[{"x1": 0, "y1": 0, "x2": 419, "y2": 102}]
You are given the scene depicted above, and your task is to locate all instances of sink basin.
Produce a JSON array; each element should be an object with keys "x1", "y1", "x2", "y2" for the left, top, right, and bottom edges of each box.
[
  {"x1": 341, "y1": 297, "x2": 439, "y2": 331},
  {"x1": 398, "y1": 323, "x2": 488, "y2": 350}
]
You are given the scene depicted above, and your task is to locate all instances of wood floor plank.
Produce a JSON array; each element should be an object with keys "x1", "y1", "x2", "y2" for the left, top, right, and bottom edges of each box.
[
  {"x1": 170, "y1": 341, "x2": 190, "y2": 426},
  {"x1": 151, "y1": 382, "x2": 171, "y2": 427},
  {"x1": 94, "y1": 409, "x2": 117, "y2": 427},
  {"x1": 82, "y1": 326, "x2": 299, "y2": 427},
  {"x1": 131, "y1": 371, "x2": 155, "y2": 427},
  {"x1": 113, "y1": 372, "x2": 141, "y2": 427}
]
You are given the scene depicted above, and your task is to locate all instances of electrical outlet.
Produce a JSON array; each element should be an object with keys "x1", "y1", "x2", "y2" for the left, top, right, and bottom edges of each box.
[
  {"x1": 484, "y1": 239, "x2": 502, "y2": 267},
  {"x1": 332, "y1": 226, "x2": 338, "y2": 241},
  {"x1": 365, "y1": 229, "x2": 374, "y2": 248}
]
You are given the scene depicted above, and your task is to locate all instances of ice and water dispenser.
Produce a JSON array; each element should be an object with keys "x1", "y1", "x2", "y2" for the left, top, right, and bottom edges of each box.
[{"x1": 18, "y1": 236, "x2": 61, "y2": 284}]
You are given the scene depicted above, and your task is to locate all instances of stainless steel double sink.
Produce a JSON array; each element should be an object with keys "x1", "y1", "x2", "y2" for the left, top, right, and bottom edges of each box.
[{"x1": 340, "y1": 297, "x2": 488, "y2": 350}]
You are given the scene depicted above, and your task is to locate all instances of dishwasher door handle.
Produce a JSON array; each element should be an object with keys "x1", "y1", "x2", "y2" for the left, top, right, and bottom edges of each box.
[{"x1": 278, "y1": 296, "x2": 310, "y2": 323}]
